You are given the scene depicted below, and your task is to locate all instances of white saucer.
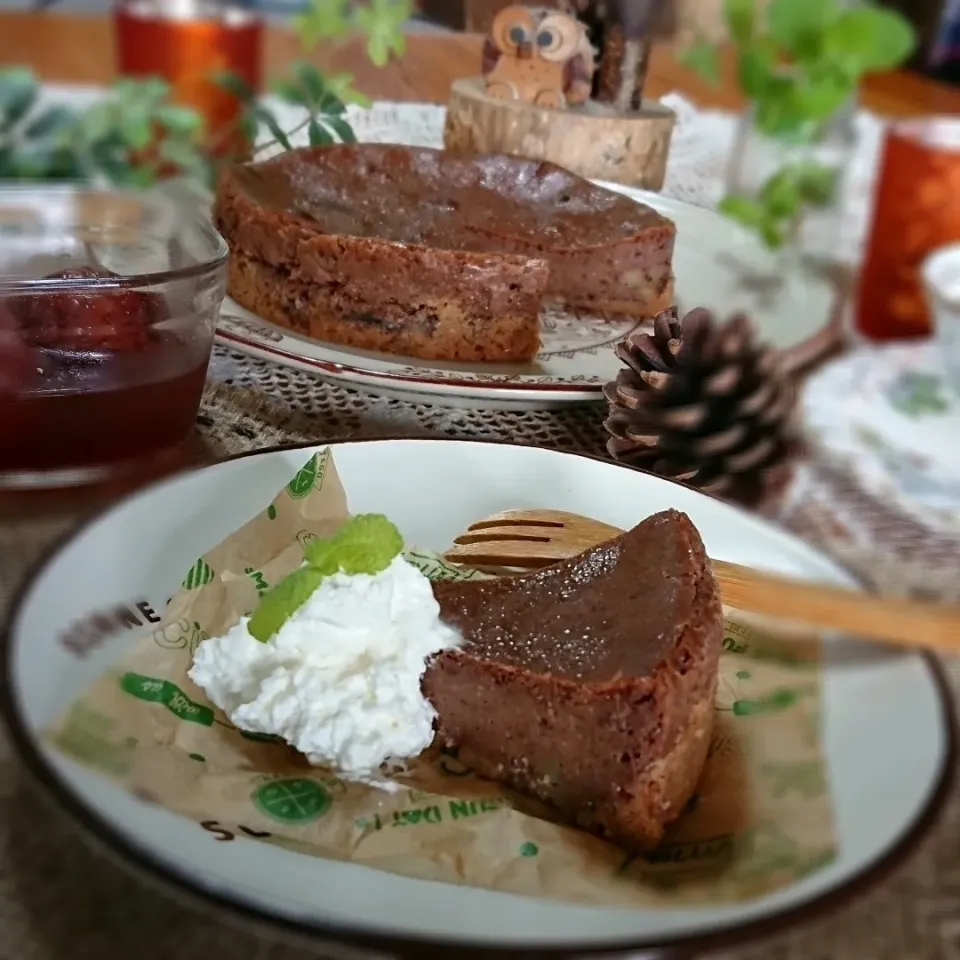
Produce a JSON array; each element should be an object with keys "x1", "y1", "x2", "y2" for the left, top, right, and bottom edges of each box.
[{"x1": 2, "y1": 439, "x2": 951, "y2": 957}]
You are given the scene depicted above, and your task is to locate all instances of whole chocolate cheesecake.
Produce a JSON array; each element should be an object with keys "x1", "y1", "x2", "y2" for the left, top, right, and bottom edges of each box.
[
  {"x1": 214, "y1": 145, "x2": 676, "y2": 363},
  {"x1": 423, "y1": 509, "x2": 722, "y2": 852}
]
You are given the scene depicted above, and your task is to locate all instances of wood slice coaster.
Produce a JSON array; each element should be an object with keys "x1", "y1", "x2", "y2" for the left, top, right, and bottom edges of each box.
[{"x1": 444, "y1": 76, "x2": 677, "y2": 191}]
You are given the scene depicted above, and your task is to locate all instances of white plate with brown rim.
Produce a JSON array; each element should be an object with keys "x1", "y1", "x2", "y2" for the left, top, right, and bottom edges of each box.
[
  {"x1": 1, "y1": 439, "x2": 952, "y2": 959},
  {"x1": 215, "y1": 190, "x2": 839, "y2": 411}
]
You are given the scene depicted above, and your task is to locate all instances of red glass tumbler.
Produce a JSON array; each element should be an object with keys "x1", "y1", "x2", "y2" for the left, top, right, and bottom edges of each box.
[
  {"x1": 856, "y1": 118, "x2": 960, "y2": 340},
  {"x1": 114, "y1": 0, "x2": 263, "y2": 159}
]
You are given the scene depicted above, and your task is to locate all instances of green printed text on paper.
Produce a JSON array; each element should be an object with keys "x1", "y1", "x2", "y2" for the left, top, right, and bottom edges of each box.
[{"x1": 119, "y1": 672, "x2": 214, "y2": 725}]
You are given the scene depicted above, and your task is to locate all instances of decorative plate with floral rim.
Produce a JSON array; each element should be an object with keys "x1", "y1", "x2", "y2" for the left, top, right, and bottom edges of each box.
[
  {"x1": 801, "y1": 342, "x2": 960, "y2": 537},
  {"x1": 215, "y1": 102, "x2": 838, "y2": 411},
  {"x1": 216, "y1": 299, "x2": 645, "y2": 410}
]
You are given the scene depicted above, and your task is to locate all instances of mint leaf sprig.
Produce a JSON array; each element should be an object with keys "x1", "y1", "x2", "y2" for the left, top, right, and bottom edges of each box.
[
  {"x1": 247, "y1": 514, "x2": 404, "y2": 643},
  {"x1": 680, "y1": 0, "x2": 916, "y2": 250}
]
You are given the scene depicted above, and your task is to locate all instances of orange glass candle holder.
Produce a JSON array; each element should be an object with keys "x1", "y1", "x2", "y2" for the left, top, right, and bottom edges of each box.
[
  {"x1": 856, "y1": 118, "x2": 960, "y2": 341},
  {"x1": 114, "y1": 0, "x2": 262, "y2": 160}
]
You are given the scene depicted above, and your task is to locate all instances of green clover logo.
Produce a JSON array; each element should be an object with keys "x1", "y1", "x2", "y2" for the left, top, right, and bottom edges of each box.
[
  {"x1": 287, "y1": 452, "x2": 328, "y2": 499},
  {"x1": 251, "y1": 778, "x2": 331, "y2": 824}
]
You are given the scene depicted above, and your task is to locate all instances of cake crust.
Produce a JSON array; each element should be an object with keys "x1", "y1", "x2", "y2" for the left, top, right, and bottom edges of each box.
[
  {"x1": 214, "y1": 145, "x2": 676, "y2": 362},
  {"x1": 226, "y1": 245, "x2": 544, "y2": 363},
  {"x1": 423, "y1": 510, "x2": 723, "y2": 851}
]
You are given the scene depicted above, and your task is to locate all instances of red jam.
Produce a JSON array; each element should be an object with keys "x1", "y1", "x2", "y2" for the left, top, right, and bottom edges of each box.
[{"x1": 0, "y1": 267, "x2": 209, "y2": 476}]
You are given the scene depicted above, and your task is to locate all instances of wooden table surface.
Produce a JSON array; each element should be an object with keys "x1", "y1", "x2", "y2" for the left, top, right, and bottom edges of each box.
[{"x1": 4, "y1": 9, "x2": 960, "y2": 116}]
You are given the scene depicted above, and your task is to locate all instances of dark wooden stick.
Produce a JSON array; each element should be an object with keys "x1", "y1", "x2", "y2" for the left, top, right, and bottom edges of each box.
[{"x1": 591, "y1": 0, "x2": 672, "y2": 108}]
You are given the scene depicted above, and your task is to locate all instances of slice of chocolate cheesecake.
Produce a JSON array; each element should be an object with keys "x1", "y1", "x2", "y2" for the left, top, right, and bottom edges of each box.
[{"x1": 423, "y1": 509, "x2": 723, "y2": 852}]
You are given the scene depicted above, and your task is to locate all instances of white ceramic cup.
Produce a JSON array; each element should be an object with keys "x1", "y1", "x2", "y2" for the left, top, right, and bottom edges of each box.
[{"x1": 922, "y1": 242, "x2": 960, "y2": 396}]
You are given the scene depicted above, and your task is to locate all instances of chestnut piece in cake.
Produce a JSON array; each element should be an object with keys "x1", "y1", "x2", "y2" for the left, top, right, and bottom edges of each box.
[{"x1": 423, "y1": 509, "x2": 722, "y2": 851}]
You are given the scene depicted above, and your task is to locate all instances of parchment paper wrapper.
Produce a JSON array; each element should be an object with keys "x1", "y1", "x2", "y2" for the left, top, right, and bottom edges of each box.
[{"x1": 46, "y1": 449, "x2": 836, "y2": 906}]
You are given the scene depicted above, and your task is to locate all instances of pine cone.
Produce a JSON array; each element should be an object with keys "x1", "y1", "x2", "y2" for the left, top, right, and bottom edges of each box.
[{"x1": 603, "y1": 306, "x2": 798, "y2": 510}]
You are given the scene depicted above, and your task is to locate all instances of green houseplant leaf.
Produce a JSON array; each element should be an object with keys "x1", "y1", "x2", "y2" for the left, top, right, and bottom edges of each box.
[
  {"x1": 308, "y1": 117, "x2": 334, "y2": 145},
  {"x1": 22, "y1": 105, "x2": 76, "y2": 141},
  {"x1": 678, "y1": 40, "x2": 720, "y2": 85},
  {"x1": 823, "y1": 5, "x2": 917, "y2": 76},
  {"x1": 3, "y1": 0, "x2": 405, "y2": 186},
  {"x1": 212, "y1": 69, "x2": 256, "y2": 103},
  {"x1": 766, "y1": 0, "x2": 834, "y2": 63},
  {"x1": 791, "y1": 64, "x2": 850, "y2": 123},
  {"x1": 356, "y1": 0, "x2": 412, "y2": 67},
  {"x1": 62, "y1": 76, "x2": 209, "y2": 186},
  {"x1": 292, "y1": 0, "x2": 351, "y2": 49},
  {"x1": 736, "y1": 41, "x2": 777, "y2": 99},
  {"x1": 325, "y1": 115, "x2": 356, "y2": 143},
  {"x1": 154, "y1": 104, "x2": 204, "y2": 137},
  {"x1": 679, "y1": 0, "x2": 916, "y2": 250},
  {"x1": 723, "y1": 0, "x2": 756, "y2": 45},
  {"x1": 324, "y1": 71, "x2": 371, "y2": 108},
  {"x1": 0, "y1": 66, "x2": 39, "y2": 131},
  {"x1": 251, "y1": 104, "x2": 293, "y2": 151},
  {"x1": 717, "y1": 193, "x2": 767, "y2": 229}
]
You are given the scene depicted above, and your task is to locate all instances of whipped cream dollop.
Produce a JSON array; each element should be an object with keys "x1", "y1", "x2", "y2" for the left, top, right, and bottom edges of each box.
[{"x1": 188, "y1": 555, "x2": 462, "y2": 786}]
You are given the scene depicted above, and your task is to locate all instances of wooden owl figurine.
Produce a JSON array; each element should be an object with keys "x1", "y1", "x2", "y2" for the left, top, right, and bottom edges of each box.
[{"x1": 481, "y1": 5, "x2": 596, "y2": 109}]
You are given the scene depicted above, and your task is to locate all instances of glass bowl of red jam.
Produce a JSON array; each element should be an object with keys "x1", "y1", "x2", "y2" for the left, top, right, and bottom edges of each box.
[{"x1": 0, "y1": 185, "x2": 228, "y2": 489}]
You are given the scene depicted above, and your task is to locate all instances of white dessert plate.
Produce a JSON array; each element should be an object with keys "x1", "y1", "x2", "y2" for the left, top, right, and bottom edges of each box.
[
  {"x1": 216, "y1": 191, "x2": 838, "y2": 411},
  {"x1": 2, "y1": 439, "x2": 952, "y2": 959}
]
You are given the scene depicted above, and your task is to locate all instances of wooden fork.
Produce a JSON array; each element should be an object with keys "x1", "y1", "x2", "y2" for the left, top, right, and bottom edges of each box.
[{"x1": 445, "y1": 509, "x2": 960, "y2": 655}]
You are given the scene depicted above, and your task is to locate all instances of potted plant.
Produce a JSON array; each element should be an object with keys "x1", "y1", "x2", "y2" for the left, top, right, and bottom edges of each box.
[
  {"x1": 681, "y1": 0, "x2": 916, "y2": 260},
  {"x1": 0, "y1": 0, "x2": 413, "y2": 187}
]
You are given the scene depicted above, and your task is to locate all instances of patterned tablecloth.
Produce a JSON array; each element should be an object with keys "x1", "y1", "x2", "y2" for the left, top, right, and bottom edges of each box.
[{"x1": 0, "y1": 93, "x2": 959, "y2": 960}]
